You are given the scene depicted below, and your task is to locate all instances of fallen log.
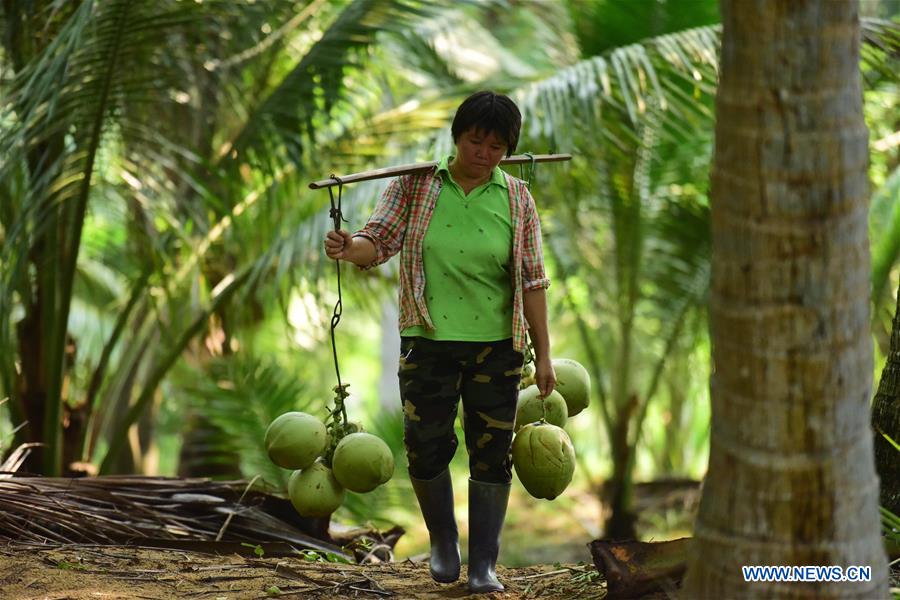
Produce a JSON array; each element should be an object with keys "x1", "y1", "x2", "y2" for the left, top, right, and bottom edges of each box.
[{"x1": 589, "y1": 537, "x2": 690, "y2": 599}]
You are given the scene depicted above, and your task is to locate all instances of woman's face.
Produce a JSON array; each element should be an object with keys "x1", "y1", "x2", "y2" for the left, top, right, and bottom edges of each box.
[{"x1": 454, "y1": 128, "x2": 508, "y2": 181}]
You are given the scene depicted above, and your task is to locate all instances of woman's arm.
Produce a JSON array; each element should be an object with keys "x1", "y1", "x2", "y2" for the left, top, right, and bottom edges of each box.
[
  {"x1": 523, "y1": 288, "x2": 556, "y2": 397},
  {"x1": 324, "y1": 176, "x2": 409, "y2": 269},
  {"x1": 324, "y1": 230, "x2": 376, "y2": 266}
]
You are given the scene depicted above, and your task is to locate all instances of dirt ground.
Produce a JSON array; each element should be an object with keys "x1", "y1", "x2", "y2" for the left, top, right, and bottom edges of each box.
[{"x1": 0, "y1": 545, "x2": 607, "y2": 600}]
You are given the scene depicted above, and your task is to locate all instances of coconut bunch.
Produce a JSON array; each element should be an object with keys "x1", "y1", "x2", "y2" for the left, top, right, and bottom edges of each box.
[
  {"x1": 512, "y1": 358, "x2": 591, "y2": 500},
  {"x1": 264, "y1": 385, "x2": 394, "y2": 518}
]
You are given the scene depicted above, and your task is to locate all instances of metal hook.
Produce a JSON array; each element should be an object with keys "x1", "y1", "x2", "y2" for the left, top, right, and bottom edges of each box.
[{"x1": 521, "y1": 152, "x2": 537, "y2": 188}]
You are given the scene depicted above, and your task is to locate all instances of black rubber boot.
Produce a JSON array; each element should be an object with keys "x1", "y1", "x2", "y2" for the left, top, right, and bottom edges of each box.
[
  {"x1": 467, "y1": 479, "x2": 510, "y2": 593},
  {"x1": 410, "y1": 469, "x2": 461, "y2": 583}
]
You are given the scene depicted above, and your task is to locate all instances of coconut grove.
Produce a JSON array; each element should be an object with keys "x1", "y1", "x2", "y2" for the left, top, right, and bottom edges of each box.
[{"x1": 0, "y1": 1, "x2": 899, "y2": 599}]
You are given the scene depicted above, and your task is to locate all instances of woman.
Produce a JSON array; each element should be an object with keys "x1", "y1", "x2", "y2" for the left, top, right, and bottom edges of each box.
[{"x1": 324, "y1": 90, "x2": 554, "y2": 593}]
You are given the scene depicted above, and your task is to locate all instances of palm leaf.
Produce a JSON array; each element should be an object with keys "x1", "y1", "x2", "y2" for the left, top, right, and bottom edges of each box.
[
  {"x1": 515, "y1": 24, "x2": 720, "y2": 155},
  {"x1": 98, "y1": 264, "x2": 252, "y2": 474},
  {"x1": 568, "y1": 0, "x2": 720, "y2": 57},
  {"x1": 177, "y1": 354, "x2": 322, "y2": 489},
  {"x1": 871, "y1": 167, "x2": 900, "y2": 311},
  {"x1": 219, "y1": 0, "x2": 440, "y2": 176},
  {"x1": 1, "y1": 0, "x2": 156, "y2": 473},
  {"x1": 516, "y1": 19, "x2": 900, "y2": 155}
]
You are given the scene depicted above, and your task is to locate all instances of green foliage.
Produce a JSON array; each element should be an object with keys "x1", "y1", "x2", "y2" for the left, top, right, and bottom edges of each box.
[
  {"x1": 241, "y1": 542, "x2": 266, "y2": 558},
  {"x1": 568, "y1": 0, "x2": 720, "y2": 57},
  {"x1": 884, "y1": 506, "x2": 900, "y2": 544},
  {"x1": 223, "y1": 0, "x2": 440, "y2": 173},
  {"x1": 870, "y1": 166, "x2": 900, "y2": 309},
  {"x1": 176, "y1": 354, "x2": 321, "y2": 489},
  {"x1": 299, "y1": 549, "x2": 353, "y2": 564},
  {"x1": 0, "y1": 0, "x2": 197, "y2": 474}
]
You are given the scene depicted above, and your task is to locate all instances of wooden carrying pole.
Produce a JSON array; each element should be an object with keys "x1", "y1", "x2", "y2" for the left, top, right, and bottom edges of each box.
[{"x1": 308, "y1": 153, "x2": 572, "y2": 189}]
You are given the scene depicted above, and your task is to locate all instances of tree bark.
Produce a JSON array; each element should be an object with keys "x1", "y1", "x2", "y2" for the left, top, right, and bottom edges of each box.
[
  {"x1": 872, "y1": 280, "x2": 900, "y2": 515},
  {"x1": 684, "y1": 1, "x2": 889, "y2": 597}
]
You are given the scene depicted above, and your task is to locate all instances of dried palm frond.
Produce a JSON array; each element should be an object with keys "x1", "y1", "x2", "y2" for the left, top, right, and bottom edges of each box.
[
  {"x1": 0, "y1": 475, "x2": 400, "y2": 563},
  {"x1": 0, "y1": 443, "x2": 39, "y2": 475}
]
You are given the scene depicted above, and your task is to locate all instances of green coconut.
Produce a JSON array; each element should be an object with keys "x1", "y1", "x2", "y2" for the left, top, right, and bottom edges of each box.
[
  {"x1": 512, "y1": 422, "x2": 575, "y2": 500},
  {"x1": 552, "y1": 358, "x2": 591, "y2": 417},
  {"x1": 514, "y1": 385, "x2": 568, "y2": 432},
  {"x1": 331, "y1": 432, "x2": 395, "y2": 493},
  {"x1": 288, "y1": 462, "x2": 345, "y2": 517},
  {"x1": 264, "y1": 411, "x2": 327, "y2": 470}
]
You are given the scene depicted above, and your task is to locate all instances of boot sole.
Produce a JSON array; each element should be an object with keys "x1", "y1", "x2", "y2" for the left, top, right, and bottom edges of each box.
[
  {"x1": 431, "y1": 571, "x2": 460, "y2": 583},
  {"x1": 468, "y1": 583, "x2": 504, "y2": 593}
]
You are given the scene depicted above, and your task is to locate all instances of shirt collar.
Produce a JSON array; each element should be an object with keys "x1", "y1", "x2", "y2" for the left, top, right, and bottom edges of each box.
[{"x1": 437, "y1": 155, "x2": 508, "y2": 189}]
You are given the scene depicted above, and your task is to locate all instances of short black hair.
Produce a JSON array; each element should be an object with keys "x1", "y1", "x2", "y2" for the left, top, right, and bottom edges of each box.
[{"x1": 451, "y1": 91, "x2": 521, "y2": 156}]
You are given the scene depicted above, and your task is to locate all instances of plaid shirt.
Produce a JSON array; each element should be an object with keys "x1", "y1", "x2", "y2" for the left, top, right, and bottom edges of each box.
[{"x1": 353, "y1": 166, "x2": 550, "y2": 354}]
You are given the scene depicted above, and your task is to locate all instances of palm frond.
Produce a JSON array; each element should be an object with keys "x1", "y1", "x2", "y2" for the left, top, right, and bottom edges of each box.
[
  {"x1": 2, "y1": 0, "x2": 160, "y2": 473},
  {"x1": 568, "y1": 0, "x2": 720, "y2": 58},
  {"x1": 0, "y1": 0, "x2": 233, "y2": 466},
  {"x1": 871, "y1": 167, "x2": 900, "y2": 311},
  {"x1": 220, "y1": 0, "x2": 441, "y2": 176},
  {"x1": 176, "y1": 354, "x2": 322, "y2": 489},
  {"x1": 98, "y1": 264, "x2": 252, "y2": 474},
  {"x1": 515, "y1": 24, "x2": 720, "y2": 155},
  {"x1": 861, "y1": 18, "x2": 900, "y2": 84},
  {"x1": 0, "y1": 475, "x2": 348, "y2": 556},
  {"x1": 516, "y1": 19, "x2": 900, "y2": 155}
]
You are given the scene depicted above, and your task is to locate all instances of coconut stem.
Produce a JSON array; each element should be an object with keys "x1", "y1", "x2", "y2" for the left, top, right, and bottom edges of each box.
[{"x1": 322, "y1": 384, "x2": 351, "y2": 466}]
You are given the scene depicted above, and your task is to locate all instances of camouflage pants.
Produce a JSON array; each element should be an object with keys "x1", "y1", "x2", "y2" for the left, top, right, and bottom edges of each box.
[{"x1": 398, "y1": 336, "x2": 524, "y2": 484}]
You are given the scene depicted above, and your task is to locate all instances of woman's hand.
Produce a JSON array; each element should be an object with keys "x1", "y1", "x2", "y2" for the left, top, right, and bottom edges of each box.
[
  {"x1": 533, "y1": 357, "x2": 557, "y2": 398},
  {"x1": 324, "y1": 229, "x2": 354, "y2": 260}
]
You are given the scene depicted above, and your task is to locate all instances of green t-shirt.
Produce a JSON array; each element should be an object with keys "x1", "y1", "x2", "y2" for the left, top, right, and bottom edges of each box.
[{"x1": 401, "y1": 156, "x2": 514, "y2": 341}]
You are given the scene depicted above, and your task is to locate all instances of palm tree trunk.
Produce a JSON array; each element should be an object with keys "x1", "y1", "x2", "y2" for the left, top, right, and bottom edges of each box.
[
  {"x1": 15, "y1": 288, "x2": 48, "y2": 472},
  {"x1": 604, "y1": 405, "x2": 639, "y2": 540},
  {"x1": 12, "y1": 122, "x2": 66, "y2": 475},
  {"x1": 872, "y1": 279, "x2": 900, "y2": 515},
  {"x1": 684, "y1": 1, "x2": 889, "y2": 597}
]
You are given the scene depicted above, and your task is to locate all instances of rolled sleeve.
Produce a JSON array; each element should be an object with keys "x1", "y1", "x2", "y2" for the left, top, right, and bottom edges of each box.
[
  {"x1": 354, "y1": 177, "x2": 408, "y2": 270},
  {"x1": 522, "y1": 190, "x2": 550, "y2": 291}
]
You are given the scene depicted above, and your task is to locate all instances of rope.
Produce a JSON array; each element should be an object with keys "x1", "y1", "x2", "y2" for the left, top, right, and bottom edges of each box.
[
  {"x1": 327, "y1": 175, "x2": 349, "y2": 425},
  {"x1": 524, "y1": 338, "x2": 535, "y2": 366},
  {"x1": 519, "y1": 153, "x2": 537, "y2": 364}
]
